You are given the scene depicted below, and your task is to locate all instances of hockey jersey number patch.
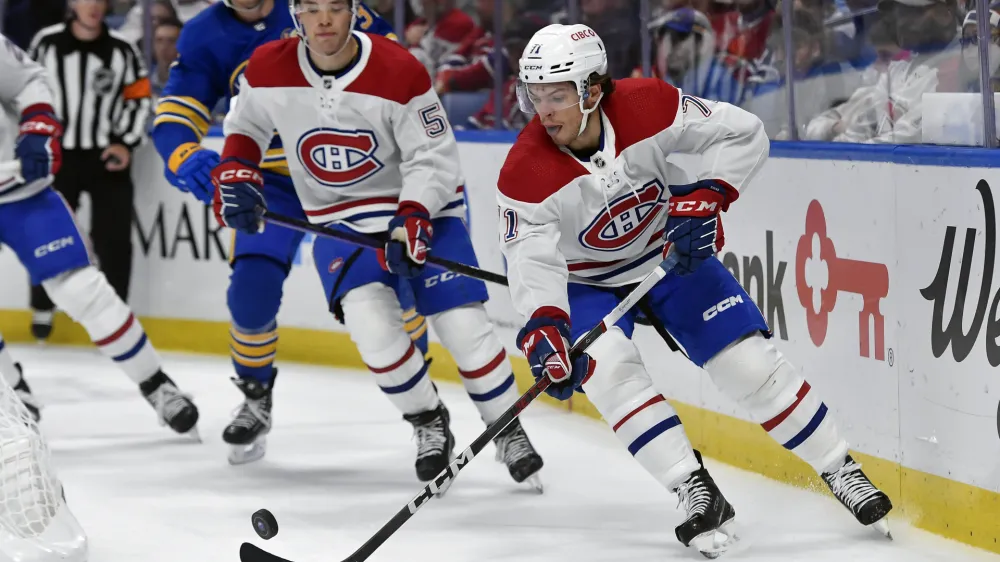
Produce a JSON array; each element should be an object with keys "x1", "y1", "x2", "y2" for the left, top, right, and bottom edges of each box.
[
  {"x1": 578, "y1": 180, "x2": 667, "y2": 252},
  {"x1": 296, "y1": 127, "x2": 385, "y2": 188}
]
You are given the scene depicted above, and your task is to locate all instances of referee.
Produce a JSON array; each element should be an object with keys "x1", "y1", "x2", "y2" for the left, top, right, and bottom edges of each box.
[{"x1": 26, "y1": 0, "x2": 151, "y2": 340}]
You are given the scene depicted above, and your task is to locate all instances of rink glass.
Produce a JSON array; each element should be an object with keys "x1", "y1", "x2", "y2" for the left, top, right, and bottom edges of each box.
[{"x1": 112, "y1": 0, "x2": 1000, "y2": 145}]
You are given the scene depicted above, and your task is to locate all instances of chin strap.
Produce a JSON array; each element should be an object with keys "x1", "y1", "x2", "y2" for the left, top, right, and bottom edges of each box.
[{"x1": 576, "y1": 91, "x2": 603, "y2": 138}]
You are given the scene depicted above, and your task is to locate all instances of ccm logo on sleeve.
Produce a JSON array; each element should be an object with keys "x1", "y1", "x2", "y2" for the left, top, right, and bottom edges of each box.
[
  {"x1": 34, "y1": 236, "x2": 75, "y2": 258},
  {"x1": 297, "y1": 127, "x2": 384, "y2": 188},
  {"x1": 703, "y1": 295, "x2": 744, "y2": 321}
]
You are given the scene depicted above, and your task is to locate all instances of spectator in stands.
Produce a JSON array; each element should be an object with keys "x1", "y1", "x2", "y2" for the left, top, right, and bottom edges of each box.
[
  {"x1": 804, "y1": 0, "x2": 961, "y2": 143},
  {"x1": 549, "y1": 0, "x2": 641, "y2": 77},
  {"x1": 151, "y1": 17, "x2": 182, "y2": 98},
  {"x1": 464, "y1": 12, "x2": 547, "y2": 130},
  {"x1": 406, "y1": 0, "x2": 476, "y2": 76},
  {"x1": 434, "y1": 0, "x2": 513, "y2": 96},
  {"x1": 683, "y1": 0, "x2": 776, "y2": 105},
  {"x1": 117, "y1": 0, "x2": 211, "y2": 43},
  {"x1": 826, "y1": 0, "x2": 882, "y2": 67},
  {"x1": 640, "y1": 7, "x2": 716, "y2": 85},
  {"x1": 959, "y1": 6, "x2": 1000, "y2": 92},
  {"x1": 371, "y1": 0, "x2": 417, "y2": 28},
  {"x1": 1, "y1": 0, "x2": 66, "y2": 49},
  {"x1": 745, "y1": 9, "x2": 862, "y2": 138}
]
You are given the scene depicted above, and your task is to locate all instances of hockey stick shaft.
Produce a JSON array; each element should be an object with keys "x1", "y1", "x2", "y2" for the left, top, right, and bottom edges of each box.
[
  {"x1": 239, "y1": 258, "x2": 673, "y2": 562},
  {"x1": 261, "y1": 210, "x2": 509, "y2": 287}
]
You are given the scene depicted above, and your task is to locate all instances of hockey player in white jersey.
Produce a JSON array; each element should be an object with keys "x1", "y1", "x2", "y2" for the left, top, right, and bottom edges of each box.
[
  {"x1": 209, "y1": 0, "x2": 543, "y2": 488},
  {"x1": 499, "y1": 24, "x2": 893, "y2": 556},
  {"x1": 0, "y1": 34, "x2": 199, "y2": 437}
]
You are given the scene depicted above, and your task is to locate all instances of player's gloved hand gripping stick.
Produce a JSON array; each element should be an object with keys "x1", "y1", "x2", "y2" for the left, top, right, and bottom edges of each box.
[
  {"x1": 239, "y1": 257, "x2": 675, "y2": 562},
  {"x1": 259, "y1": 210, "x2": 509, "y2": 286}
]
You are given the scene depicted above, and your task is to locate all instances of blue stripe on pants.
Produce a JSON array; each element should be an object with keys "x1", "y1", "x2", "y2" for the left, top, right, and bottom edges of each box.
[
  {"x1": 627, "y1": 415, "x2": 682, "y2": 456},
  {"x1": 379, "y1": 361, "x2": 430, "y2": 395},
  {"x1": 466, "y1": 374, "x2": 515, "y2": 402},
  {"x1": 113, "y1": 334, "x2": 148, "y2": 362},
  {"x1": 782, "y1": 404, "x2": 828, "y2": 450}
]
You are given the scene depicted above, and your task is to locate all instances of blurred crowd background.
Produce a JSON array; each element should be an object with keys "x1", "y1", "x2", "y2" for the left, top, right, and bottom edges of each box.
[{"x1": 2, "y1": 0, "x2": 999, "y2": 146}]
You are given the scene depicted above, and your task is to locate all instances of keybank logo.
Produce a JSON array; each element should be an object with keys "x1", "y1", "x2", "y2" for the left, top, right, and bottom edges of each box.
[{"x1": 794, "y1": 200, "x2": 890, "y2": 362}]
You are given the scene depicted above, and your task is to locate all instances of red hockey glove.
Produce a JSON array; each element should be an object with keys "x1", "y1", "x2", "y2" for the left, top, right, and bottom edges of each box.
[
  {"x1": 210, "y1": 157, "x2": 266, "y2": 234},
  {"x1": 16, "y1": 104, "x2": 63, "y2": 184},
  {"x1": 662, "y1": 180, "x2": 738, "y2": 275},
  {"x1": 380, "y1": 202, "x2": 433, "y2": 278},
  {"x1": 516, "y1": 314, "x2": 595, "y2": 401}
]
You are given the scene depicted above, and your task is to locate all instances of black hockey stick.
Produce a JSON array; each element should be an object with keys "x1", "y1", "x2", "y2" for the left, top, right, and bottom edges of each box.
[
  {"x1": 239, "y1": 257, "x2": 675, "y2": 562},
  {"x1": 260, "y1": 210, "x2": 509, "y2": 287}
]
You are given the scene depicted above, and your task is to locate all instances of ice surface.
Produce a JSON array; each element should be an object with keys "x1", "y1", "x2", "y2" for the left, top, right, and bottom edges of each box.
[{"x1": 8, "y1": 344, "x2": 998, "y2": 562}]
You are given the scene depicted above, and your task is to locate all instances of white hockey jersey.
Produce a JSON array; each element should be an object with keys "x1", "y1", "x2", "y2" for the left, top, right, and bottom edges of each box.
[
  {"x1": 223, "y1": 32, "x2": 466, "y2": 233},
  {"x1": 497, "y1": 79, "x2": 768, "y2": 321},
  {"x1": 0, "y1": 34, "x2": 58, "y2": 205}
]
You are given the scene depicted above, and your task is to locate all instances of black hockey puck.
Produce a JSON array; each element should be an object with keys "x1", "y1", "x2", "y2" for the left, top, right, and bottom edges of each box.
[{"x1": 252, "y1": 509, "x2": 278, "y2": 540}]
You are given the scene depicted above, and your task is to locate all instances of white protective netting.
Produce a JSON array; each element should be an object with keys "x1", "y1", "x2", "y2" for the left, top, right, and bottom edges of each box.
[{"x1": 0, "y1": 372, "x2": 87, "y2": 562}]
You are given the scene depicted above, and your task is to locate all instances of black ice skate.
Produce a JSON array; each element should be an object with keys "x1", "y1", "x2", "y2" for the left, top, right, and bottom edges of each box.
[
  {"x1": 403, "y1": 403, "x2": 455, "y2": 490},
  {"x1": 494, "y1": 418, "x2": 543, "y2": 492},
  {"x1": 30, "y1": 310, "x2": 53, "y2": 342},
  {"x1": 672, "y1": 450, "x2": 741, "y2": 559},
  {"x1": 822, "y1": 454, "x2": 893, "y2": 538},
  {"x1": 140, "y1": 371, "x2": 200, "y2": 439},
  {"x1": 223, "y1": 371, "x2": 277, "y2": 465},
  {"x1": 11, "y1": 363, "x2": 41, "y2": 422}
]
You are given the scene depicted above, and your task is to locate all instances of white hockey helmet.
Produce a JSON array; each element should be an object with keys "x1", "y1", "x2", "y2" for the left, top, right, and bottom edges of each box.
[
  {"x1": 516, "y1": 24, "x2": 608, "y2": 136},
  {"x1": 289, "y1": 0, "x2": 359, "y2": 43}
]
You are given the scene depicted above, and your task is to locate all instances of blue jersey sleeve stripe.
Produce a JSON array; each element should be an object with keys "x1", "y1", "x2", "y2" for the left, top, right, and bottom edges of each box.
[
  {"x1": 158, "y1": 96, "x2": 211, "y2": 123},
  {"x1": 153, "y1": 114, "x2": 208, "y2": 138}
]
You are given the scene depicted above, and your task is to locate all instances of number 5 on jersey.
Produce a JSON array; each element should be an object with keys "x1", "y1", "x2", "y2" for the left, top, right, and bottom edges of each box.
[{"x1": 420, "y1": 103, "x2": 447, "y2": 138}]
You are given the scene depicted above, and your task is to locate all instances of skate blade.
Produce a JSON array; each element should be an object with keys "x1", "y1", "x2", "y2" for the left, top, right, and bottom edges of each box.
[
  {"x1": 228, "y1": 438, "x2": 267, "y2": 465},
  {"x1": 524, "y1": 474, "x2": 543, "y2": 494},
  {"x1": 692, "y1": 520, "x2": 747, "y2": 559},
  {"x1": 871, "y1": 518, "x2": 892, "y2": 540}
]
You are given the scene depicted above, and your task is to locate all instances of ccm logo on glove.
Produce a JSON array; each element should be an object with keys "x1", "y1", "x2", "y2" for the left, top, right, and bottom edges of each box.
[
  {"x1": 19, "y1": 120, "x2": 59, "y2": 135},
  {"x1": 218, "y1": 169, "x2": 263, "y2": 184},
  {"x1": 669, "y1": 199, "x2": 720, "y2": 215}
]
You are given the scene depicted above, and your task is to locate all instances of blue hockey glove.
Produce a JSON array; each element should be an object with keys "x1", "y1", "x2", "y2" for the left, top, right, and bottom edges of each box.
[
  {"x1": 16, "y1": 104, "x2": 63, "y2": 184},
  {"x1": 380, "y1": 202, "x2": 433, "y2": 278},
  {"x1": 166, "y1": 143, "x2": 219, "y2": 204},
  {"x1": 516, "y1": 315, "x2": 595, "y2": 401},
  {"x1": 663, "y1": 179, "x2": 738, "y2": 275},
  {"x1": 211, "y1": 157, "x2": 266, "y2": 234}
]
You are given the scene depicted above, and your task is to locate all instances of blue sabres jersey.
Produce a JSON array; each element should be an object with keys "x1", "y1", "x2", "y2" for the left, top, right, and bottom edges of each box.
[{"x1": 152, "y1": 2, "x2": 395, "y2": 179}]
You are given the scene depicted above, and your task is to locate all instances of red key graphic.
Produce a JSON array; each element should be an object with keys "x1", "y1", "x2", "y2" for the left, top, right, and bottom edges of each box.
[{"x1": 795, "y1": 200, "x2": 889, "y2": 360}]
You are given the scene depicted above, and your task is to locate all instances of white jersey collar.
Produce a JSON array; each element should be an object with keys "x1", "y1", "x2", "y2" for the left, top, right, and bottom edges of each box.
[{"x1": 296, "y1": 30, "x2": 372, "y2": 92}]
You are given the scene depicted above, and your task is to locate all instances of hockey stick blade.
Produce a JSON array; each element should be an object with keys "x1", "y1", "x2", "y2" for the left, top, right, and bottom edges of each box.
[
  {"x1": 242, "y1": 542, "x2": 293, "y2": 562},
  {"x1": 241, "y1": 259, "x2": 673, "y2": 562},
  {"x1": 260, "y1": 210, "x2": 509, "y2": 287}
]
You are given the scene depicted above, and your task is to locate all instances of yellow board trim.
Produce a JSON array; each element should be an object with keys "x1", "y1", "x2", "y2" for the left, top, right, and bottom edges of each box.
[{"x1": 1, "y1": 308, "x2": 996, "y2": 554}]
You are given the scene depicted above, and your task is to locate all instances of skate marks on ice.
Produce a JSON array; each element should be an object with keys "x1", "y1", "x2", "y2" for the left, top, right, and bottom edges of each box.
[{"x1": 9, "y1": 345, "x2": 999, "y2": 562}]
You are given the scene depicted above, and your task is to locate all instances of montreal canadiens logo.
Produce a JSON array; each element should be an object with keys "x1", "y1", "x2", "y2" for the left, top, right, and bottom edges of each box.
[
  {"x1": 297, "y1": 128, "x2": 384, "y2": 188},
  {"x1": 578, "y1": 180, "x2": 666, "y2": 252}
]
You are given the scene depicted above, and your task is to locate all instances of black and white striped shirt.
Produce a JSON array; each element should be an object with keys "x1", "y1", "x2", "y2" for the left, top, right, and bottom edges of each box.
[{"x1": 28, "y1": 21, "x2": 151, "y2": 152}]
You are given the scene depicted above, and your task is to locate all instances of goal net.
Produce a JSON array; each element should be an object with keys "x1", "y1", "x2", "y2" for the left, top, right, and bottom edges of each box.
[{"x1": 0, "y1": 370, "x2": 87, "y2": 562}]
